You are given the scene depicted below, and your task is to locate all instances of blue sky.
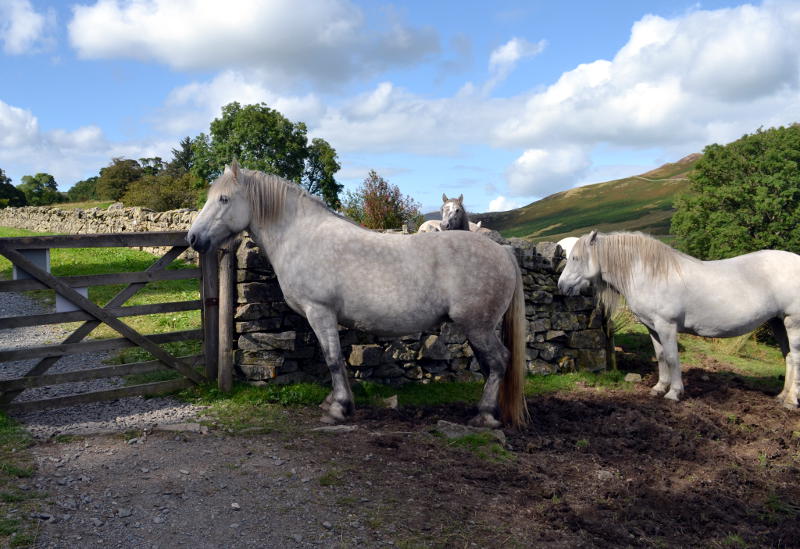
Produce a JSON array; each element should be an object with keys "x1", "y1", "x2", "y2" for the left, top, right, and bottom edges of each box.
[{"x1": 1, "y1": 1, "x2": 799, "y2": 214}]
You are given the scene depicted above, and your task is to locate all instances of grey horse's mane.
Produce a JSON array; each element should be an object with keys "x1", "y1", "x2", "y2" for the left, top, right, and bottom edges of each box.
[
  {"x1": 216, "y1": 167, "x2": 340, "y2": 226},
  {"x1": 577, "y1": 231, "x2": 694, "y2": 313}
]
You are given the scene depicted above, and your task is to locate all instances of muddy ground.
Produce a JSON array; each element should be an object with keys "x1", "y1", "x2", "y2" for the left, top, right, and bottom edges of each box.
[{"x1": 24, "y1": 360, "x2": 800, "y2": 548}]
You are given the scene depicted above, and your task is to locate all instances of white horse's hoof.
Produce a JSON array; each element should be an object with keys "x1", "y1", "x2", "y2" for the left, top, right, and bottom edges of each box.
[
  {"x1": 468, "y1": 413, "x2": 502, "y2": 429},
  {"x1": 650, "y1": 385, "x2": 668, "y2": 396},
  {"x1": 780, "y1": 398, "x2": 798, "y2": 410},
  {"x1": 664, "y1": 389, "x2": 682, "y2": 402}
]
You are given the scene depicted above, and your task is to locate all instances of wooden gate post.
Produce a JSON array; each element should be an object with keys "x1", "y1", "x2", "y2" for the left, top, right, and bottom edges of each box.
[
  {"x1": 200, "y1": 251, "x2": 219, "y2": 381},
  {"x1": 217, "y1": 241, "x2": 236, "y2": 392}
]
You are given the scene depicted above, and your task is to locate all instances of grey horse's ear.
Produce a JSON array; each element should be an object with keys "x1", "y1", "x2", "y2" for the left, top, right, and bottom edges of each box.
[
  {"x1": 442, "y1": 193, "x2": 448, "y2": 203},
  {"x1": 229, "y1": 158, "x2": 243, "y2": 184},
  {"x1": 588, "y1": 230, "x2": 598, "y2": 245},
  {"x1": 457, "y1": 194, "x2": 463, "y2": 205}
]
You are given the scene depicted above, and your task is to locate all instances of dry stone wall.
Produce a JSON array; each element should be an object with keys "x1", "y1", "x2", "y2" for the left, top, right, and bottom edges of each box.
[
  {"x1": 232, "y1": 235, "x2": 609, "y2": 386},
  {"x1": 0, "y1": 204, "x2": 199, "y2": 261},
  {"x1": 0, "y1": 205, "x2": 610, "y2": 383}
]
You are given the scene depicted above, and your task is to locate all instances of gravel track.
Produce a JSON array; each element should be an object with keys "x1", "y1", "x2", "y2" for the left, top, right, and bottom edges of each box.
[{"x1": 0, "y1": 291, "x2": 204, "y2": 439}]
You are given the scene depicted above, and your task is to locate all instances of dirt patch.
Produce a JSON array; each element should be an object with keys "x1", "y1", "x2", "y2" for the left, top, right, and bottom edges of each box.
[{"x1": 26, "y1": 369, "x2": 800, "y2": 548}]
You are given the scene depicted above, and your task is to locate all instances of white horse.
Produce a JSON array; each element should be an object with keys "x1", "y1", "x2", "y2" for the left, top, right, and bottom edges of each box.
[
  {"x1": 188, "y1": 161, "x2": 529, "y2": 427},
  {"x1": 558, "y1": 230, "x2": 800, "y2": 408},
  {"x1": 556, "y1": 236, "x2": 579, "y2": 258},
  {"x1": 417, "y1": 219, "x2": 482, "y2": 233}
]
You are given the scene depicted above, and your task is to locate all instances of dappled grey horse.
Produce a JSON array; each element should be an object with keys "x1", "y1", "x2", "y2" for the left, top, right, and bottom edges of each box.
[
  {"x1": 188, "y1": 161, "x2": 529, "y2": 427},
  {"x1": 440, "y1": 193, "x2": 482, "y2": 231},
  {"x1": 558, "y1": 230, "x2": 800, "y2": 408}
]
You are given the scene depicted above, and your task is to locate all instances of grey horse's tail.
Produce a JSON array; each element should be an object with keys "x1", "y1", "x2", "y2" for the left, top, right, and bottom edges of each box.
[{"x1": 499, "y1": 249, "x2": 530, "y2": 428}]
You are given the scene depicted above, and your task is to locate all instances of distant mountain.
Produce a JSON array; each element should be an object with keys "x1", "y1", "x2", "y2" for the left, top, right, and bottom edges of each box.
[{"x1": 472, "y1": 153, "x2": 701, "y2": 242}]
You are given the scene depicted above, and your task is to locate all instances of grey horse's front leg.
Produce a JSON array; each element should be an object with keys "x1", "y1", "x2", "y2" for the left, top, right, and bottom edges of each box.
[{"x1": 305, "y1": 305, "x2": 354, "y2": 423}]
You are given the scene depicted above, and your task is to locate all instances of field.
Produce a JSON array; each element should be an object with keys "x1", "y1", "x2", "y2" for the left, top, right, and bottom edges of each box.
[{"x1": 473, "y1": 154, "x2": 699, "y2": 241}]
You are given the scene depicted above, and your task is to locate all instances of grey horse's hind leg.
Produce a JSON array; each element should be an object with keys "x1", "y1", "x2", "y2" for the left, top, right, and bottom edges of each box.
[
  {"x1": 305, "y1": 305, "x2": 354, "y2": 423},
  {"x1": 778, "y1": 316, "x2": 800, "y2": 409},
  {"x1": 647, "y1": 329, "x2": 670, "y2": 396},
  {"x1": 466, "y1": 328, "x2": 509, "y2": 429}
]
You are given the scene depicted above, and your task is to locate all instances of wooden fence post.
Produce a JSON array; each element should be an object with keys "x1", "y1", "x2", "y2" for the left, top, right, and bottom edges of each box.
[
  {"x1": 201, "y1": 251, "x2": 219, "y2": 381},
  {"x1": 217, "y1": 240, "x2": 236, "y2": 392}
]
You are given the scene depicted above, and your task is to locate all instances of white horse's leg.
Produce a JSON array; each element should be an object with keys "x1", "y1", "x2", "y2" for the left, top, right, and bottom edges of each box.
[
  {"x1": 769, "y1": 318, "x2": 793, "y2": 404},
  {"x1": 304, "y1": 305, "x2": 354, "y2": 423},
  {"x1": 780, "y1": 316, "x2": 800, "y2": 409},
  {"x1": 654, "y1": 324, "x2": 683, "y2": 401},
  {"x1": 466, "y1": 328, "x2": 509, "y2": 429},
  {"x1": 648, "y1": 330, "x2": 670, "y2": 395}
]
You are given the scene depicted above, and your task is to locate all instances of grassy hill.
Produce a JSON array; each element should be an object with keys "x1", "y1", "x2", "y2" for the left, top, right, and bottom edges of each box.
[{"x1": 473, "y1": 153, "x2": 700, "y2": 242}]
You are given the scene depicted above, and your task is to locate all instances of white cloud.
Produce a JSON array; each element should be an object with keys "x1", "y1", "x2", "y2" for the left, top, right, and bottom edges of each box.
[
  {"x1": 0, "y1": 99, "x2": 170, "y2": 188},
  {"x1": 68, "y1": 0, "x2": 438, "y2": 86},
  {"x1": 159, "y1": 70, "x2": 325, "y2": 135},
  {"x1": 494, "y1": 2, "x2": 800, "y2": 153},
  {"x1": 487, "y1": 195, "x2": 521, "y2": 212},
  {"x1": 486, "y1": 37, "x2": 546, "y2": 92},
  {"x1": 0, "y1": 0, "x2": 53, "y2": 54},
  {"x1": 506, "y1": 146, "x2": 591, "y2": 197}
]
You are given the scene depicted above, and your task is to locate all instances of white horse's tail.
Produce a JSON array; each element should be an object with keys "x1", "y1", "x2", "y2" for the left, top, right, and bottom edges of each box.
[{"x1": 500, "y1": 250, "x2": 530, "y2": 428}]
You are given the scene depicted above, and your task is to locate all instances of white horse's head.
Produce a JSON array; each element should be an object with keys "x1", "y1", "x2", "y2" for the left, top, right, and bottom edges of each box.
[
  {"x1": 187, "y1": 160, "x2": 252, "y2": 253},
  {"x1": 440, "y1": 193, "x2": 466, "y2": 230},
  {"x1": 557, "y1": 230, "x2": 601, "y2": 296}
]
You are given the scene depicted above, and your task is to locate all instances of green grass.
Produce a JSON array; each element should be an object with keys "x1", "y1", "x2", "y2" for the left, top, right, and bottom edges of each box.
[
  {"x1": 448, "y1": 432, "x2": 514, "y2": 462},
  {"x1": 0, "y1": 225, "x2": 202, "y2": 369},
  {"x1": 52, "y1": 200, "x2": 115, "y2": 210},
  {"x1": 0, "y1": 413, "x2": 43, "y2": 547}
]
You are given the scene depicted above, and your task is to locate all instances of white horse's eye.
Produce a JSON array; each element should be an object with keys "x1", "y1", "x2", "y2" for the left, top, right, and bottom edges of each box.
[{"x1": 219, "y1": 195, "x2": 229, "y2": 205}]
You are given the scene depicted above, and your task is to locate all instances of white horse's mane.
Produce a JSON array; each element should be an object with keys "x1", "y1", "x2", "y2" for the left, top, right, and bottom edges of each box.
[
  {"x1": 215, "y1": 167, "x2": 334, "y2": 226},
  {"x1": 577, "y1": 231, "x2": 695, "y2": 313}
]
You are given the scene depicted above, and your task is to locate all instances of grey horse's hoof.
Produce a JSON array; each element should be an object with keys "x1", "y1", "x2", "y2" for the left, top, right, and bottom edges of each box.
[
  {"x1": 663, "y1": 389, "x2": 682, "y2": 402},
  {"x1": 468, "y1": 413, "x2": 502, "y2": 429},
  {"x1": 320, "y1": 400, "x2": 352, "y2": 424}
]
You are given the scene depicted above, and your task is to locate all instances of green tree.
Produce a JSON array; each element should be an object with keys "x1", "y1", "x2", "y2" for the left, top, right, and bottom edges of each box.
[
  {"x1": 97, "y1": 158, "x2": 143, "y2": 200},
  {"x1": 191, "y1": 102, "x2": 342, "y2": 207},
  {"x1": 138, "y1": 157, "x2": 166, "y2": 176},
  {"x1": 167, "y1": 136, "x2": 195, "y2": 176},
  {"x1": 121, "y1": 172, "x2": 200, "y2": 211},
  {"x1": 341, "y1": 170, "x2": 422, "y2": 230},
  {"x1": 66, "y1": 176, "x2": 100, "y2": 202},
  {"x1": 0, "y1": 168, "x2": 26, "y2": 208},
  {"x1": 304, "y1": 138, "x2": 343, "y2": 208},
  {"x1": 17, "y1": 173, "x2": 62, "y2": 206},
  {"x1": 671, "y1": 125, "x2": 800, "y2": 259}
]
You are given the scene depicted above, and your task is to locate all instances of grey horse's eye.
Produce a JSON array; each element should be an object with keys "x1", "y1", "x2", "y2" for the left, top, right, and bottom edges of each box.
[{"x1": 219, "y1": 195, "x2": 229, "y2": 205}]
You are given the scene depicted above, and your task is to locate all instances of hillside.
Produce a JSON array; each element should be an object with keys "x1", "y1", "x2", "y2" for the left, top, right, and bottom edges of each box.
[{"x1": 472, "y1": 153, "x2": 700, "y2": 241}]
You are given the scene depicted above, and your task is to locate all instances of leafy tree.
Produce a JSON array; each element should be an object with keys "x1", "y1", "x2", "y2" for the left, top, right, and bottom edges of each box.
[
  {"x1": 66, "y1": 176, "x2": 100, "y2": 202},
  {"x1": 121, "y1": 172, "x2": 200, "y2": 211},
  {"x1": 304, "y1": 138, "x2": 343, "y2": 209},
  {"x1": 167, "y1": 136, "x2": 195, "y2": 176},
  {"x1": 17, "y1": 173, "x2": 62, "y2": 206},
  {"x1": 341, "y1": 170, "x2": 422, "y2": 230},
  {"x1": 0, "y1": 168, "x2": 26, "y2": 208},
  {"x1": 191, "y1": 102, "x2": 342, "y2": 207},
  {"x1": 138, "y1": 157, "x2": 166, "y2": 176},
  {"x1": 97, "y1": 158, "x2": 143, "y2": 200},
  {"x1": 672, "y1": 125, "x2": 800, "y2": 259}
]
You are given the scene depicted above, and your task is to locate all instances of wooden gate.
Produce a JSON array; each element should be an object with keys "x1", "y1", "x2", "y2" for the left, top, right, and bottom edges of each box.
[{"x1": 0, "y1": 231, "x2": 229, "y2": 412}]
